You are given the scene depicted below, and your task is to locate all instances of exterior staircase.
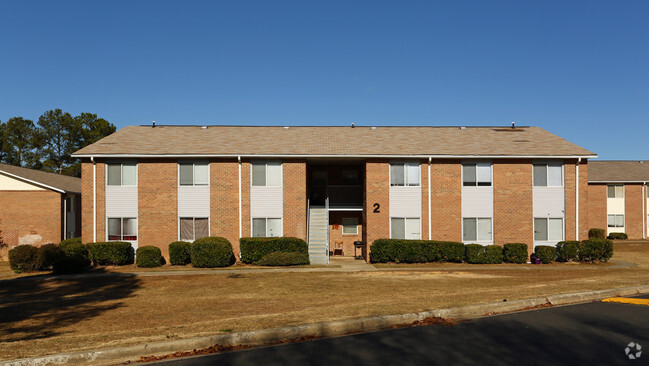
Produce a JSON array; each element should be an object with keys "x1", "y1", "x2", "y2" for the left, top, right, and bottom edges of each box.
[{"x1": 308, "y1": 207, "x2": 329, "y2": 264}]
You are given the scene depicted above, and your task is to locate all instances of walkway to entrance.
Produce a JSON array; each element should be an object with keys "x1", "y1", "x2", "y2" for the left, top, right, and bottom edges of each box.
[{"x1": 328, "y1": 256, "x2": 376, "y2": 271}]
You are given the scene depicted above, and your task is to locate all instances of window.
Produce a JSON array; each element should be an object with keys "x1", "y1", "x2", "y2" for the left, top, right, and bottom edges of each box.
[
  {"x1": 534, "y1": 218, "x2": 563, "y2": 241},
  {"x1": 463, "y1": 218, "x2": 492, "y2": 241},
  {"x1": 108, "y1": 218, "x2": 137, "y2": 241},
  {"x1": 65, "y1": 196, "x2": 74, "y2": 213},
  {"x1": 342, "y1": 217, "x2": 358, "y2": 235},
  {"x1": 342, "y1": 170, "x2": 359, "y2": 185},
  {"x1": 252, "y1": 218, "x2": 282, "y2": 237},
  {"x1": 390, "y1": 218, "x2": 421, "y2": 239},
  {"x1": 390, "y1": 163, "x2": 420, "y2": 186},
  {"x1": 533, "y1": 164, "x2": 563, "y2": 187},
  {"x1": 107, "y1": 163, "x2": 137, "y2": 186},
  {"x1": 252, "y1": 162, "x2": 282, "y2": 187},
  {"x1": 607, "y1": 185, "x2": 624, "y2": 198},
  {"x1": 463, "y1": 164, "x2": 492, "y2": 186},
  {"x1": 179, "y1": 162, "x2": 209, "y2": 186},
  {"x1": 607, "y1": 214, "x2": 624, "y2": 228},
  {"x1": 179, "y1": 217, "x2": 209, "y2": 241}
]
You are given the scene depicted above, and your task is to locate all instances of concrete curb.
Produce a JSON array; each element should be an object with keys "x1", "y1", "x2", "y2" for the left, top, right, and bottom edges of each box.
[{"x1": 4, "y1": 284, "x2": 649, "y2": 366}]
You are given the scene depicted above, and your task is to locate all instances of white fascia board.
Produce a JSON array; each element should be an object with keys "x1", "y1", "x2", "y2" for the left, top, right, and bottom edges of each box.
[
  {"x1": 0, "y1": 170, "x2": 66, "y2": 193},
  {"x1": 589, "y1": 180, "x2": 649, "y2": 184},
  {"x1": 72, "y1": 154, "x2": 598, "y2": 159}
]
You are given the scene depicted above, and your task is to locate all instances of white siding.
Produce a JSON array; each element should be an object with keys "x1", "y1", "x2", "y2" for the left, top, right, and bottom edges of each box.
[
  {"x1": 251, "y1": 186, "x2": 283, "y2": 217},
  {"x1": 178, "y1": 186, "x2": 210, "y2": 217},
  {"x1": 0, "y1": 174, "x2": 45, "y2": 190},
  {"x1": 462, "y1": 186, "x2": 493, "y2": 218},
  {"x1": 106, "y1": 186, "x2": 138, "y2": 217},
  {"x1": 607, "y1": 197, "x2": 625, "y2": 215},
  {"x1": 533, "y1": 187, "x2": 565, "y2": 218},
  {"x1": 389, "y1": 186, "x2": 421, "y2": 217}
]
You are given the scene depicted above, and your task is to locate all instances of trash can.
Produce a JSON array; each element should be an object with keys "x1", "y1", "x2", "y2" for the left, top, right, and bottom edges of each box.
[{"x1": 353, "y1": 241, "x2": 364, "y2": 260}]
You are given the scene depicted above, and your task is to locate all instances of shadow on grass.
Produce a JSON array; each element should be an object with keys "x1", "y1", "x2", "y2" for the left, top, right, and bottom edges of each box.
[{"x1": 0, "y1": 269, "x2": 141, "y2": 342}]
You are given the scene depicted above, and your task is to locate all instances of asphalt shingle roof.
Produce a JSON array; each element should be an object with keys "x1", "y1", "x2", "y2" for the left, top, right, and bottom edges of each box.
[
  {"x1": 588, "y1": 161, "x2": 649, "y2": 182},
  {"x1": 0, "y1": 163, "x2": 81, "y2": 193},
  {"x1": 73, "y1": 125, "x2": 595, "y2": 157}
]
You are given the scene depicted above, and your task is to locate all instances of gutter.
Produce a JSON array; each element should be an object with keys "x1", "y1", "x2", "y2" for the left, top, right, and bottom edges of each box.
[
  {"x1": 644, "y1": 182, "x2": 647, "y2": 240},
  {"x1": 73, "y1": 154, "x2": 599, "y2": 159}
]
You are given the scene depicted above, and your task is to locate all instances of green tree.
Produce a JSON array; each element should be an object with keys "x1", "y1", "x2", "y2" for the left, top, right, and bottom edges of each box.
[
  {"x1": 36, "y1": 109, "x2": 76, "y2": 174},
  {"x1": 1, "y1": 117, "x2": 39, "y2": 167},
  {"x1": 64, "y1": 113, "x2": 116, "y2": 176}
]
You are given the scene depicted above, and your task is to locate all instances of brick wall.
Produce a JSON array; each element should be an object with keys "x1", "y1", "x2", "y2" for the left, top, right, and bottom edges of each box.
[
  {"x1": 241, "y1": 160, "x2": 251, "y2": 238},
  {"x1": 625, "y1": 184, "x2": 644, "y2": 239},
  {"x1": 329, "y1": 211, "x2": 363, "y2": 256},
  {"x1": 578, "y1": 161, "x2": 590, "y2": 240},
  {"x1": 430, "y1": 160, "x2": 462, "y2": 241},
  {"x1": 81, "y1": 160, "x2": 106, "y2": 243},
  {"x1": 211, "y1": 159, "x2": 240, "y2": 254},
  {"x1": 421, "y1": 160, "x2": 430, "y2": 240},
  {"x1": 138, "y1": 159, "x2": 177, "y2": 258},
  {"x1": 0, "y1": 190, "x2": 62, "y2": 258},
  {"x1": 493, "y1": 160, "x2": 533, "y2": 249},
  {"x1": 283, "y1": 160, "x2": 307, "y2": 240},
  {"x1": 587, "y1": 184, "x2": 607, "y2": 233},
  {"x1": 364, "y1": 159, "x2": 389, "y2": 258},
  {"x1": 563, "y1": 160, "x2": 589, "y2": 241}
]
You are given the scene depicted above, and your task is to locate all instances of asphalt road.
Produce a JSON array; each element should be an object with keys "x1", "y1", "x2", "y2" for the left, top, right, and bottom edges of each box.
[{"x1": 152, "y1": 295, "x2": 649, "y2": 366}]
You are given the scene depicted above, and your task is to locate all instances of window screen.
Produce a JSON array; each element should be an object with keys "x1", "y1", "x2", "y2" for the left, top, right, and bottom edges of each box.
[
  {"x1": 108, "y1": 218, "x2": 121, "y2": 240},
  {"x1": 407, "y1": 164, "x2": 420, "y2": 186},
  {"x1": 252, "y1": 164, "x2": 266, "y2": 186},
  {"x1": 607, "y1": 185, "x2": 616, "y2": 198},
  {"x1": 463, "y1": 218, "x2": 477, "y2": 241},
  {"x1": 179, "y1": 164, "x2": 193, "y2": 186},
  {"x1": 107, "y1": 165, "x2": 121, "y2": 186},
  {"x1": 194, "y1": 164, "x2": 209, "y2": 185},
  {"x1": 547, "y1": 165, "x2": 562, "y2": 186},
  {"x1": 478, "y1": 218, "x2": 492, "y2": 241},
  {"x1": 548, "y1": 218, "x2": 563, "y2": 241},
  {"x1": 180, "y1": 218, "x2": 194, "y2": 241},
  {"x1": 391, "y1": 164, "x2": 405, "y2": 186},
  {"x1": 533, "y1": 165, "x2": 547, "y2": 187},
  {"x1": 123, "y1": 218, "x2": 137, "y2": 241},
  {"x1": 391, "y1": 218, "x2": 405, "y2": 239},
  {"x1": 477, "y1": 164, "x2": 491, "y2": 186},
  {"x1": 252, "y1": 218, "x2": 266, "y2": 237},
  {"x1": 266, "y1": 163, "x2": 282, "y2": 186},
  {"x1": 122, "y1": 164, "x2": 137, "y2": 185},
  {"x1": 405, "y1": 218, "x2": 420, "y2": 239},
  {"x1": 534, "y1": 218, "x2": 548, "y2": 241},
  {"x1": 463, "y1": 165, "x2": 476, "y2": 186}
]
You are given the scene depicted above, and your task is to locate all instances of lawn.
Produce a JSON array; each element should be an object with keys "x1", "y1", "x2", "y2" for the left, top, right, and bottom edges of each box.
[{"x1": 1, "y1": 241, "x2": 648, "y2": 360}]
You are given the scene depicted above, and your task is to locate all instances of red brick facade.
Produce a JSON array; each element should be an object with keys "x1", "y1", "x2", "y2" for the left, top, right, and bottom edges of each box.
[
  {"x1": 364, "y1": 159, "x2": 389, "y2": 258},
  {"x1": 493, "y1": 160, "x2": 533, "y2": 247},
  {"x1": 211, "y1": 159, "x2": 240, "y2": 254},
  {"x1": 625, "y1": 184, "x2": 644, "y2": 239},
  {"x1": 283, "y1": 160, "x2": 307, "y2": 240},
  {"x1": 430, "y1": 160, "x2": 462, "y2": 241}
]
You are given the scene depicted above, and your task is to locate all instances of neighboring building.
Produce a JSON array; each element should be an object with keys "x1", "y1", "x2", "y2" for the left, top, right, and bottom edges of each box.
[
  {"x1": 0, "y1": 163, "x2": 81, "y2": 257},
  {"x1": 588, "y1": 161, "x2": 648, "y2": 239},
  {"x1": 72, "y1": 125, "x2": 596, "y2": 264}
]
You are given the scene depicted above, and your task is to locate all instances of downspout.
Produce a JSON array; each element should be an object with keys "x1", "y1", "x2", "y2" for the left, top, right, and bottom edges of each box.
[
  {"x1": 63, "y1": 195, "x2": 67, "y2": 240},
  {"x1": 643, "y1": 182, "x2": 646, "y2": 240},
  {"x1": 428, "y1": 157, "x2": 432, "y2": 240},
  {"x1": 576, "y1": 158, "x2": 581, "y2": 241},
  {"x1": 91, "y1": 156, "x2": 97, "y2": 242},
  {"x1": 238, "y1": 156, "x2": 242, "y2": 240}
]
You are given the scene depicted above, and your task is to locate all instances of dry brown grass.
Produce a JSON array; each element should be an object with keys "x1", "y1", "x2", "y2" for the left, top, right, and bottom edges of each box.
[{"x1": 1, "y1": 241, "x2": 648, "y2": 360}]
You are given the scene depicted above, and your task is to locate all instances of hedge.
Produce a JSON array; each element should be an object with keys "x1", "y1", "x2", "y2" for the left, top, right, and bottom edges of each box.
[
  {"x1": 607, "y1": 232, "x2": 628, "y2": 240},
  {"x1": 37, "y1": 243, "x2": 63, "y2": 270},
  {"x1": 240, "y1": 237, "x2": 308, "y2": 264},
  {"x1": 136, "y1": 246, "x2": 164, "y2": 268},
  {"x1": 87, "y1": 241, "x2": 134, "y2": 266},
  {"x1": 465, "y1": 244, "x2": 503, "y2": 264},
  {"x1": 588, "y1": 228, "x2": 606, "y2": 239},
  {"x1": 191, "y1": 237, "x2": 235, "y2": 268},
  {"x1": 556, "y1": 241, "x2": 580, "y2": 262},
  {"x1": 534, "y1": 245, "x2": 556, "y2": 264},
  {"x1": 169, "y1": 241, "x2": 191, "y2": 265},
  {"x1": 9, "y1": 245, "x2": 40, "y2": 273},
  {"x1": 503, "y1": 243, "x2": 528, "y2": 264},
  {"x1": 369, "y1": 239, "x2": 465, "y2": 263},
  {"x1": 59, "y1": 237, "x2": 82, "y2": 248},
  {"x1": 579, "y1": 238, "x2": 614, "y2": 262},
  {"x1": 255, "y1": 251, "x2": 310, "y2": 266},
  {"x1": 53, "y1": 242, "x2": 90, "y2": 274}
]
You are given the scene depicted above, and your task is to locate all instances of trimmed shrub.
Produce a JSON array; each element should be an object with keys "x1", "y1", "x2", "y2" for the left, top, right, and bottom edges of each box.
[
  {"x1": 191, "y1": 237, "x2": 235, "y2": 268},
  {"x1": 87, "y1": 241, "x2": 134, "y2": 266},
  {"x1": 435, "y1": 241, "x2": 465, "y2": 263},
  {"x1": 169, "y1": 241, "x2": 191, "y2": 265},
  {"x1": 588, "y1": 228, "x2": 606, "y2": 239},
  {"x1": 255, "y1": 251, "x2": 310, "y2": 266},
  {"x1": 369, "y1": 239, "x2": 465, "y2": 263},
  {"x1": 607, "y1": 232, "x2": 628, "y2": 240},
  {"x1": 59, "y1": 237, "x2": 82, "y2": 248},
  {"x1": 579, "y1": 238, "x2": 614, "y2": 262},
  {"x1": 53, "y1": 242, "x2": 90, "y2": 274},
  {"x1": 556, "y1": 241, "x2": 580, "y2": 262},
  {"x1": 503, "y1": 243, "x2": 528, "y2": 264},
  {"x1": 37, "y1": 243, "x2": 63, "y2": 270},
  {"x1": 9, "y1": 245, "x2": 39, "y2": 273},
  {"x1": 136, "y1": 246, "x2": 164, "y2": 268},
  {"x1": 465, "y1": 244, "x2": 502, "y2": 264},
  {"x1": 240, "y1": 237, "x2": 308, "y2": 264},
  {"x1": 534, "y1": 245, "x2": 556, "y2": 264}
]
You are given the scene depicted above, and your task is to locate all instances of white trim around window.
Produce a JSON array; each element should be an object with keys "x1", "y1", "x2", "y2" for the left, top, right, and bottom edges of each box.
[
  {"x1": 462, "y1": 217, "x2": 493, "y2": 243},
  {"x1": 607, "y1": 185, "x2": 624, "y2": 198},
  {"x1": 390, "y1": 162, "x2": 420, "y2": 187},
  {"x1": 462, "y1": 163, "x2": 492, "y2": 187},
  {"x1": 251, "y1": 217, "x2": 283, "y2": 237},
  {"x1": 106, "y1": 162, "x2": 137, "y2": 186},
  {"x1": 533, "y1": 217, "x2": 564, "y2": 242},
  {"x1": 390, "y1": 217, "x2": 421, "y2": 239},
  {"x1": 607, "y1": 214, "x2": 624, "y2": 228},
  {"x1": 178, "y1": 217, "x2": 210, "y2": 242},
  {"x1": 342, "y1": 217, "x2": 359, "y2": 235},
  {"x1": 178, "y1": 161, "x2": 210, "y2": 186},
  {"x1": 107, "y1": 217, "x2": 138, "y2": 241},
  {"x1": 251, "y1": 161, "x2": 282, "y2": 187},
  {"x1": 533, "y1": 164, "x2": 564, "y2": 187}
]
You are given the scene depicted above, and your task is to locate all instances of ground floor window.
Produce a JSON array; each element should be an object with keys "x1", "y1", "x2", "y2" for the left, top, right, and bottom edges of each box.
[
  {"x1": 463, "y1": 218, "x2": 492, "y2": 242},
  {"x1": 534, "y1": 218, "x2": 563, "y2": 241},
  {"x1": 342, "y1": 217, "x2": 358, "y2": 235},
  {"x1": 179, "y1": 217, "x2": 209, "y2": 241},
  {"x1": 108, "y1": 217, "x2": 137, "y2": 241},
  {"x1": 390, "y1": 218, "x2": 421, "y2": 240},
  {"x1": 607, "y1": 214, "x2": 624, "y2": 228},
  {"x1": 252, "y1": 218, "x2": 282, "y2": 237}
]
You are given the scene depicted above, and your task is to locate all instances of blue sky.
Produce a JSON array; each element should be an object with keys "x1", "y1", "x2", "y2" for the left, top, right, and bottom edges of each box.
[{"x1": 1, "y1": 1, "x2": 647, "y2": 159}]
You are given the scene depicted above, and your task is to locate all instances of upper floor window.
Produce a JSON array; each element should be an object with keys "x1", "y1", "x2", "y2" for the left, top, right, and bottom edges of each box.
[
  {"x1": 390, "y1": 163, "x2": 420, "y2": 187},
  {"x1": 533, "y1": 164, "x2": 562, "y2": 187},
  {"x1": 463, "y1": 163, "x2": 492, "y2": 187},
  {"x1": 107, "y1": 163, "x2": 137, "y2": 186},
  {"x1": 252, "y1": 162, "x2": 282, "y2": 187},
  {"x1": 607, "y1": 185, "x2": 624, "y2": 198},
  {"x1": 179, "y1": 162, "x2": 209, "y2": 186}
]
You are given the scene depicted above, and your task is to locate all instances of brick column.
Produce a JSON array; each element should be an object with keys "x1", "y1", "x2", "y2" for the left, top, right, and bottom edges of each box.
[
  {"x1": 430, "y1": 160, "x2": 462, "y2": 241},
  {"x1": 626, "y1": 184, "x2": 644, "y2": 239},
  {"x1": 364, "y1": 159, "x2": 389, "y2": 259},
  {"x1": 493, "y1": 160, "x2": 533, "y2": 252},
  {"x1": 138, "y1": 159, "x2": 177, "y2": 258},
  {"x1": 211, "y1": 159, "x2": 240, "y2": 254},
  {"x1": 283, "y1": 159, "x2": 307, "y2": 240}
]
